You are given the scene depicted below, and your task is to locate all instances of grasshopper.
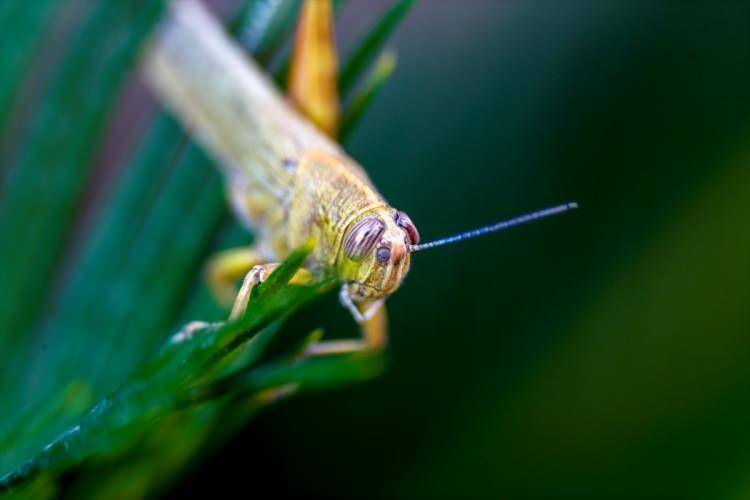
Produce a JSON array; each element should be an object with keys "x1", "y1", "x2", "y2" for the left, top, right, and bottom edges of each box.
[{"x1": 145, "y1": 0, "x2": 576, "y2": 356}]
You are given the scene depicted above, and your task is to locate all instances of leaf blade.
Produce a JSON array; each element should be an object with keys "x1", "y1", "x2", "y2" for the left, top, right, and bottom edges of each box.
[{"x1": 339, "y1": 0, "x2": 414, "y2": 97}]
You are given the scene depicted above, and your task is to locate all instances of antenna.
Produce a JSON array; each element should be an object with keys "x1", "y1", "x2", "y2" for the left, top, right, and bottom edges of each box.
[{"x1": 408, "y1": 202, "x2": 578, "y2": 253}]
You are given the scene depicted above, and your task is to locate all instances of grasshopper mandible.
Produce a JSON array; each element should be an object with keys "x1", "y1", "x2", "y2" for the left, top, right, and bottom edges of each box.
[{"x1": 145, "y1": 1, "x2": 576, "y2": 356}]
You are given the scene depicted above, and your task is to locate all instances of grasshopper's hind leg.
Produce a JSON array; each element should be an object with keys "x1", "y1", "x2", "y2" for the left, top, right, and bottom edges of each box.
[{"x1": 284, "y1": 0, "x2": 387, "y2": 356}]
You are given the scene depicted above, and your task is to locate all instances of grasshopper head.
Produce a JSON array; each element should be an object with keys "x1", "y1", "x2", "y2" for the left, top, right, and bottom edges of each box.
[{"x1": 337, "y1": 207, "x2": 420, "y2": 302}]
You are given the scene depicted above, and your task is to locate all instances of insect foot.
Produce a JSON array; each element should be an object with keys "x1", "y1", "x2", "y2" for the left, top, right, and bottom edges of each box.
[
  {"x1": 229, "y1": 264, "x2": 280, "y2": 320},
  {"x1": 339, "y1": 284, "x2": 383, "y2": 324},
  {"x1": 170, "y1": 321, "x2": 218, "y2": 344}
]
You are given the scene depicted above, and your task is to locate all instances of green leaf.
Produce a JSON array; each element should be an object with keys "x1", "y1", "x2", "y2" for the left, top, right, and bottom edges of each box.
[
  {"x1": 0, "y1": 268, "x2": 332, "y2": 493},
  {"x1": 0, "y1": 0, "x2": 60, "y2": 140},
  {"x1": 187, "y1": 347, "x2": 384, "y2": 405},
  {"x1": 0, "y1": 0, "x2": 168, "y2": 372},
  {"x1": 339, "y1": 0, "x2": 414, "y2": 98},
  {"x1": 340, "y1": 50, "x2": 397, "y2": 143},
  {"x1": 253, "y1": 239, "x2": 315, "y2": 300},
  {"x1": 230, "y1": 0, "x2": 301, "y2": 66},
  {"x1": 0, "y1": 0, "x2": 298, "y2": 482}
]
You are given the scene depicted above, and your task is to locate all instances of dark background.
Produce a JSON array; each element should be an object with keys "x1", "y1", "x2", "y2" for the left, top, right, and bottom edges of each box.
[{"x1": 169, "y1": 0, "x2": 750, "y2": 498}]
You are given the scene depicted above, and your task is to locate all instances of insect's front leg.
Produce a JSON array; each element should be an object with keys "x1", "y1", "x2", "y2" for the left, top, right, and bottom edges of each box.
[
  {"x1": 229, "y1": 263, "x2": 312, "y2": 320},
  {"x1": 230, "y1": 267, "x2": 388, "y2": 356},
  {"x1": 205, "y1": 245, "x2": 272, "y2": 307},
  {"x1": 173, "y1": 248, "x2": 277, "y2": 343},
  {"x1": 303, "y1": 287, "x2": 388, "y2": 356}
]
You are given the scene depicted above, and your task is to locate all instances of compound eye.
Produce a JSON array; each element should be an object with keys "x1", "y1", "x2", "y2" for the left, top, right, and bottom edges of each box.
[
  {"x1": 343, "y1": 217, "x2": 384, "y2": 260},
  {"x1": 395, "y1": 211, "x2": 420, "y2": 245},
  {"x1": 376, "y1": 247, "x2": 391, "y2": 264}
]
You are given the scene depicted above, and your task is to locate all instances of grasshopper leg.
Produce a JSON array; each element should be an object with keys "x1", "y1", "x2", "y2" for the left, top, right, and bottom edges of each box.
[
  {"x1": 229, "y1": 263, "x2": 313, "y2": 320},
  {"x1": 288, "y1": 0, "x2": 339, "y2": 136},
  {"x1": 303, "y1": 285, "x2": 388, "y2": 356},
  {"x1": 303, "y1": 302, "x2": 388, "y2": 357},
  {"x1": 170, "y1": 320, "x2": 216, "y2": 343},
  {"x1": 229, "y1": 268, "x2": 388, "y2": 356},
  {"x1": 205, "y1": 245, "x2": 271, "y2": 307}
]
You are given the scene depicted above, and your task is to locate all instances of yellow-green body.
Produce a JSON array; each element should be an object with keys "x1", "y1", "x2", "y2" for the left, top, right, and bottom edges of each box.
[{"x1": 228, "y1": 147, "x2": 410, "y2": 301}]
